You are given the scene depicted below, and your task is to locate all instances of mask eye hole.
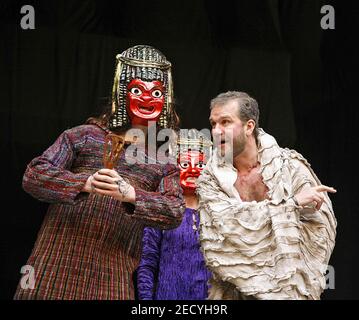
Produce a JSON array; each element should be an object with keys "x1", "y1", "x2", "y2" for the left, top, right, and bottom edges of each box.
[
  {"x1": 152, "y1": 89, "x2": 163, "y2": 98},
  {"x1": 179, "y1": 162, "x2": 189, "y2": 169},
  {"x1": 196, "y1": 163, "x2": 205, "y2": 169},
  {"x1": 130, "y1": 87, "x2": 142, "y2": 96}
]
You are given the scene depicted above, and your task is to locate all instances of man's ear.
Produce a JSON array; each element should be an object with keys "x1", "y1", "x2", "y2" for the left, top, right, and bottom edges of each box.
[{"x1": 246, "y1": 120, "x2": 256, "y2": 136}]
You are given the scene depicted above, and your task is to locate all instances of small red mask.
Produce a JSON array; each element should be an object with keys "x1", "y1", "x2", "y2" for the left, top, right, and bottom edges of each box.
[
  {"x1": 126, "y1": 79, "x2": 165, "y2": 126},
  {"x1": 178, "y1": 150, "x2": 206, "y2": 194}
]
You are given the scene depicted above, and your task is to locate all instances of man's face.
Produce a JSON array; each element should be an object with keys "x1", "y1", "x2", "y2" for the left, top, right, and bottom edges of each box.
[
  {"x1": 178, "y1": 150, "x2": 206, "y2": 194},
  {"x1": 209, "y1": 100, "x2": 247, "y2": 158},
  {"x1": 127, "y1": 79, "x2": 165, "y2": 126}
]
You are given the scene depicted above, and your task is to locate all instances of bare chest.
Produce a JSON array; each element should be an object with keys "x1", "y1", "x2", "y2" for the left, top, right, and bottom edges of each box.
[{"x1": 234, "y1": 168, "x2": 269, "y2": 202}]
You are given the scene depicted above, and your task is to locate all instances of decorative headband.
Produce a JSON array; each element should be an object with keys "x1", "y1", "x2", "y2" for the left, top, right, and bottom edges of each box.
[{"x1": 116, "y1": 54, "x2": 172, "y2": 69}]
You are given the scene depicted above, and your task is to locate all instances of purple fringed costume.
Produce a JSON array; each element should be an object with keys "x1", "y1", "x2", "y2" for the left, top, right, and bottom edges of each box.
[{"x1": 137, "y1": 208, "x2": 211, "y2": 300}]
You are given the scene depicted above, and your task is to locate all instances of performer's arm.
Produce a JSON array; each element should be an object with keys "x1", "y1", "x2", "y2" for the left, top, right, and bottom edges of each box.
[
  {"x1": 137, "y1": 227, "x2": 162, "y2": 300},
  {"x1": 22, "y1": 127, "x2": 90, "y2": 204},
  {"x1": 288, "y1": 159, "x2": 337, "y2": 261},
  {"x1": 92, "y1": 164, "x2": 185, "y2": 229},
  {"x1": 131, "y1": 165, "x2": 185, "y2": 229}
]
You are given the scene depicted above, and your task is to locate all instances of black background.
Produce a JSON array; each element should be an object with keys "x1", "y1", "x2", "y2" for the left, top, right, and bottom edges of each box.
[{"x1": 1, "y1": 0, "x2": 358, "y2": 300}]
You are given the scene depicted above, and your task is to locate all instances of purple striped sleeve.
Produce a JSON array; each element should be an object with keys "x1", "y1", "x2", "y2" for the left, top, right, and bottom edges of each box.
[
  {"x1": 137, "y1": 227, "x2": 162, "y2": 300},
  {"x1": 22, "y1": 128, "x2": 90, "y2": 204},
  {"x1": 132, "y1": 165, "x2": 185, "y2": 229}
]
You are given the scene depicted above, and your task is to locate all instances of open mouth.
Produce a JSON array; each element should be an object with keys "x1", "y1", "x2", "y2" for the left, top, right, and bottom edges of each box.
[
  {"x1": 138, "y1": 105, "x2": 155, "y2": 114},
  {"x1": 186, "y1": 176, "x2": 197, "y2": 183}
]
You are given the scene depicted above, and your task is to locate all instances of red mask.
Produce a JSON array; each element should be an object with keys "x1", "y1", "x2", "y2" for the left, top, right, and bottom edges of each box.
[
  {"x1": 126, "y1": 79, "x2": 165, "y2": 126},
  {"x1": 178, "y1": 151, "x2": 206, "y2": 194}
]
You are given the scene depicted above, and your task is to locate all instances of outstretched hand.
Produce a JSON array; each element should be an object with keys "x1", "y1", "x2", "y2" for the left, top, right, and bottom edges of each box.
[{"x1": 294, "y1": 185, "x2": 336, "y2": 210}]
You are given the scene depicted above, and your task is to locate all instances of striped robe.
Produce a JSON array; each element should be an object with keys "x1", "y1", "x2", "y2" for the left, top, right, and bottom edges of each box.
[
  {"x1": 14, "y1": 122, "x2": 185, "y2": 300},
  {"x1": 197, "y1": 129, "x2": 336, "y2": 300}
]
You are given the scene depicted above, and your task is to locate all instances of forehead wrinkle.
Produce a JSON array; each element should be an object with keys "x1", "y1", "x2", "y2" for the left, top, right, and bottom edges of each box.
[{"x1": 210, "y1": 113, "x2": 235, "y2": 122}]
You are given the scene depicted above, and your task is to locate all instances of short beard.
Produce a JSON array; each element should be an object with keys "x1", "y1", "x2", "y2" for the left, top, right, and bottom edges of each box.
[{"x1": 233, "y1": 131, "x2": 246, "y2": 158}]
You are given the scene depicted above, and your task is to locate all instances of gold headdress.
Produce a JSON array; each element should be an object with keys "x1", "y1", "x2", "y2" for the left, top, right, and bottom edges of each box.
[{"x1": 110, "y1": 45, "x2": 175, "y2": 130}]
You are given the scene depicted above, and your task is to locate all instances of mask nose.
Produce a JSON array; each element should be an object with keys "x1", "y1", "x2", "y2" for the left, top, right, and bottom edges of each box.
[
  {"x1": 141, "y1": 95, "x2": 152, "y2": 103},
  {"x1": 189, "y1": 166, "x2": 197, "y2": 174}
]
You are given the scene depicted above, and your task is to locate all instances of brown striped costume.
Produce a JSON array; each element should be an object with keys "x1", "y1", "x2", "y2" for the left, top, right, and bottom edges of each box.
[{"x1": 14, "y1": 122, "x2": 185, "y2": 300}]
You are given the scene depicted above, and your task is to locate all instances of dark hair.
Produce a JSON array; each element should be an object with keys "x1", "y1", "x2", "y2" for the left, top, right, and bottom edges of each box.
[
  {"x1": 85, "y1": 99, "x2": 131, "y2": 134},
  {"x1": 210, "y1": 91, "x2": 260, "y2": 139}
]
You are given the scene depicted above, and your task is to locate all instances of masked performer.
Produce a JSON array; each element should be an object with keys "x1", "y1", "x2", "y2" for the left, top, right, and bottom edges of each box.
[
  {"x1": 14, "y1": 45, "x2": 185, "y2": 300},
  {"x1": 136, "y1": 129, "x2": 212, "y2": 300},
  {"x1": 197, "y1": 91, "x2": 337, "y2": 300}
]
